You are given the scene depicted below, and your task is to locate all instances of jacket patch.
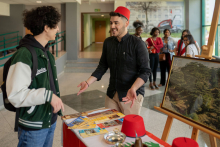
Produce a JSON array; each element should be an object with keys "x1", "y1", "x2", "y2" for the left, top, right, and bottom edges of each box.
[{"x1": 36, "y1": 68, "x2": 47, "y2": 76}]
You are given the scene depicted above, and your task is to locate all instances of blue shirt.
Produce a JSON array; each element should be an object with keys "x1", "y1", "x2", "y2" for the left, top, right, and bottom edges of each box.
[{"x1": 161, "y1": 37, "x2": 176, "y2": 60}]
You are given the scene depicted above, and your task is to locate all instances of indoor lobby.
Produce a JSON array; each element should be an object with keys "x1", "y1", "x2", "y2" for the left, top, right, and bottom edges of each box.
[{"x1": 0, "y1": 0, "x2": 220, "y2": 147}]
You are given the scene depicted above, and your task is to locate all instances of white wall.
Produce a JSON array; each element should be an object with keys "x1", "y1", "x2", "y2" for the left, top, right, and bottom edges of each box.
[
  {"x1": 0, "y1": 2, "x2": 10, "y2": 16},
  {"x1": 80, "y1": 3, "x2": 114, "y2": 12},
  {"x1": 114, "y1": 0, "x2": 184, "y2": 9},
  {"x1": 79, "y1": 3, "x2": 114, "y2": 51},
  {"x1": 84, "y1": 14, "x2": 91, "y2": 48},
  {"x1": 25, "y1": 4, "x2": 62, "y2": 51}
]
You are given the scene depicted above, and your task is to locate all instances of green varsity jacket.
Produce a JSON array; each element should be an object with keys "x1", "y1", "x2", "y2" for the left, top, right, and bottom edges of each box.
[{"x1": 6, "y1": 47, "x2": 62, "y2": 129}]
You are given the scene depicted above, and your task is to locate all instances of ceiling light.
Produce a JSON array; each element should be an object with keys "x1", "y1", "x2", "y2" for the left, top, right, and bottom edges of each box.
[
  {"x1": 101, "y1": 0, "x2": 105, "y2": 2},
  {"x1": 36, "y1": 1, "x2": 42, "y2": 3}
]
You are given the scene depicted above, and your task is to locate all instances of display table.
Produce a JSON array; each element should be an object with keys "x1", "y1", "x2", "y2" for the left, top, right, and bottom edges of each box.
[{"x1": 62, "y1": 109, "x2": 171, "y2": 147}]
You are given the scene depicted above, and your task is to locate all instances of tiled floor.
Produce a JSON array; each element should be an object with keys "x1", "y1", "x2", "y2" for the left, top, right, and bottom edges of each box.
[
  {"x1": 78, "y1": 43, "x2": 103, "y2": 59},
  {"x1": 1, "y1": 43, "x2": 220, "y2": 147}
]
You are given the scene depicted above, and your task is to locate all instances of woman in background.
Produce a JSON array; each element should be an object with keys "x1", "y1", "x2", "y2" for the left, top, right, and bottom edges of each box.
[
  {"x1": 183, "y1": 34, "x2": 201, "y2": 57},
  {"x1": 133, "y1": 20, "x2": 144, "y2": 40},
  {"x1": 174, "y1": 30, "x2": 191, "y2": 56},
  {"x1": 159, "y1": 29, "x2": 176, "y2": 87},
  {"x1": 146, "y1": 27, "x2": 163, "y2": 90}
]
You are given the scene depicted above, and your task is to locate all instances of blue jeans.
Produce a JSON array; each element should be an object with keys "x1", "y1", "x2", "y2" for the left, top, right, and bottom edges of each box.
[{"x1": 17, "y1": 122, "x2": 57, "y2": 147}]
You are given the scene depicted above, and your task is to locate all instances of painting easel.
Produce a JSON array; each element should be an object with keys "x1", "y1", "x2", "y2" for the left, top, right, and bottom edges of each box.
[
  {"x1": 196, "y1": 0, "x2": 220, "y2": 60},
  {"x1": 154, "y1": 1, "x2": 220, "y2": 146},
  {"x1": 154, "y1": 105, "x2": 220, "y2": 147}
]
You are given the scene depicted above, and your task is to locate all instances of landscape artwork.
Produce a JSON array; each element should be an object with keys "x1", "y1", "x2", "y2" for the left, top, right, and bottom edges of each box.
[{"x1": 162, "y1": 56, "x2": 220, "y2": 133}]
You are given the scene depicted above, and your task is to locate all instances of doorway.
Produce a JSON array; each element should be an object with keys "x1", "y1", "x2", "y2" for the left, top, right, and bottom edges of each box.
[{"x1": 95, "y1": 21, "x2": 106, "y2": 43}]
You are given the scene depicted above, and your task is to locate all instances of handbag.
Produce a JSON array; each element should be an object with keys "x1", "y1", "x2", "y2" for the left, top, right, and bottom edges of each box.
[
  {"x1": 159, "y1": 53, "x2": 166, "y2": 61},
  {"x1": 159, "y1": 43, "x2": 167, "y2": 61},
  {"x1": 148, "y1": 38, "x2": 157, "y2": 54}
]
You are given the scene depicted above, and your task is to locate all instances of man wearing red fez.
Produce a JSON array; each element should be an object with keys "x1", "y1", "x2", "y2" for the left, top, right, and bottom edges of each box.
[{"x1": 77, "y1": 6, "x2": 151, "y2": 115}]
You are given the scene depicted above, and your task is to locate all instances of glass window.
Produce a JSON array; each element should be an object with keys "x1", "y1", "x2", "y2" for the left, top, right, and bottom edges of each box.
[
  {"x1": 174, "y1": 20, "x2": 181, "y2": 25},
  {"x1": 176, "y1": 15, "x2": 181, "y2": 19},
  {"x1": 163, "y1": 9, "x2": 168, "y2": 13},
  {"x1": 142, "y1": 15, "x2": 145, "y2": 18},
  {"x1": 202, "y1": 0, "x2": 220, "y2": 56},
  {"x1": 175, "y1": 9, "x2": 181, "y2": 13}
]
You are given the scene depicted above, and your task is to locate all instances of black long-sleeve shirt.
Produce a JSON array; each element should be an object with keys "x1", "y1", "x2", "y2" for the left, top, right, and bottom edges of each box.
[{"x1": 92, "y1": 33, "x2": 151, "y2": 101}]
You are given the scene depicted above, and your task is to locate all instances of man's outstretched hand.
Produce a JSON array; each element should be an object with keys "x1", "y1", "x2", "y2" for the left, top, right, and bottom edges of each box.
[
  {"x1": 77, "y1": 81, "x2": 89, "y2": 95},
  {"x1": 122, "y1": 88, "x2": 137, "y2": 108}
]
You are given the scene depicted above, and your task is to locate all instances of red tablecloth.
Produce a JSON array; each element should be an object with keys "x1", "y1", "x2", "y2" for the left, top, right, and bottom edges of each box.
[{"x1": 62, "y1": 123, "x2": 171, "y2": 147}]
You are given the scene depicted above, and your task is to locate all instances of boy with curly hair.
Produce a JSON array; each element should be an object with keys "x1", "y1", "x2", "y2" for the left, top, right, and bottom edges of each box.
[{"x1": 6, "y1": 6, "x2": 64, "y2": 146}]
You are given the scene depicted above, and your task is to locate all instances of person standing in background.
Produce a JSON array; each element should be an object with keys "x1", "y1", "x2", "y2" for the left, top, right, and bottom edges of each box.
[
  {"x1": 174, "y1": 29, "x2": 191, "y2": 56},
  {"x1": 158, "y1": 29, "x2": 176, "y2": 87},
  {"x1": 146, "y1": 27, "x2": 163, "y2": 90},
  {"x1": 184, "y1": 34, "x2": 201, "y2": 57},
  {"x1": 133, "y1": 20, "x2": 144, "y2": 40}
]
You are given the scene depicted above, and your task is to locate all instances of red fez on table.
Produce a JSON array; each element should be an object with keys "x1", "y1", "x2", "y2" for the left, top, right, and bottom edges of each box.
[
  {"x1": 121, "y1": 115, "x2": 146, "y2": 137},
  {"x1": 172, "y1": 137, "x2": 199, "y2": 147},
  {"x1": 114, "y1": 6, "x2": 130, "y2": 21}
]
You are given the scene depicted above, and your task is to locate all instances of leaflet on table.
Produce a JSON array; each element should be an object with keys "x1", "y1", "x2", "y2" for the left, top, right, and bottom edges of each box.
[
  {"x1": 67, "y1": 116, "x2": 95, "y2": 129},
  {"x1": 93, "y1": 113, "x2": 125, "y2": 124},
  {"x1": 62, "y1": 112, "x2": 88, "y2": 120},
  {"x1": 62, "y1": 109, "x2": 121, "y2": 121},
  {"x1": 79, "y1": 127, "x2": 108, "y2": 138},
  {"x1": 67, "y1": 113, "x2": 125, "y2": 129},
  {"x1": 97, "y1": 118, "x2": 124, "y2": 128},
  {"x1": 87, "y1": 109, "x2": 120, "y2": 119}
]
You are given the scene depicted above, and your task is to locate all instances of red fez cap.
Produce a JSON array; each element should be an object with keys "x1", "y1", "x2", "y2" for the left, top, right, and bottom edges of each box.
[{"x1": 114, "y1": 6, "x2": 130, "y2": 21}]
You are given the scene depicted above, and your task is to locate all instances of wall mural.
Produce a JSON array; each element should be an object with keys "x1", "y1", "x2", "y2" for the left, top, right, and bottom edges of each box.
[
  {"x1": 162, "y1": 56, "x2": 220, "y2": 134},
  {"x1": 126, "y1": 1, "x2": 185, "y2": 39}
]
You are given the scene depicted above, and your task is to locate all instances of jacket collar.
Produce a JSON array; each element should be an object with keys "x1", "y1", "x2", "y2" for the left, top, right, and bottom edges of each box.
[{"x1": 34, "y1": 47, "x2": 50, "y2": 58}]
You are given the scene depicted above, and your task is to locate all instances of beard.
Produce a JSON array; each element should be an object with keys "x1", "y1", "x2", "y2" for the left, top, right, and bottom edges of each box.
[{"x1": 112, "y1": 25, "x2": 126, "y2": 38}]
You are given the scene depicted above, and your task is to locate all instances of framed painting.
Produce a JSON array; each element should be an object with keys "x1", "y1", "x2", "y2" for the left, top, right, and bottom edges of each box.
[{"x1": 162, "y1": 56, "x2": 220, "y2": 134}]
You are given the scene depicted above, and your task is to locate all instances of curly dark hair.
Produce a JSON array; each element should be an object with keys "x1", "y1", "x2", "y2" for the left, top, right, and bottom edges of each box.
[
  {"x1": 109, "y1": 12, "x2": 127, "y2": 21},
  {"x1": 133, "y1": 20, "x2": 143, "y2": 29},
  {"x1": 150, "y1": 27, "x2": 160, "y2": 36},
  {"x1": 23, "y1": 6, "x2": 61, "y2": 36}
]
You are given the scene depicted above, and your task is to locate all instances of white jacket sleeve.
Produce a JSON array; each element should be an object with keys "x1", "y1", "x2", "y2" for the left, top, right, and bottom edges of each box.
[{"x1": 6, "y1": 62, "x2": 53, "y2": 108}]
